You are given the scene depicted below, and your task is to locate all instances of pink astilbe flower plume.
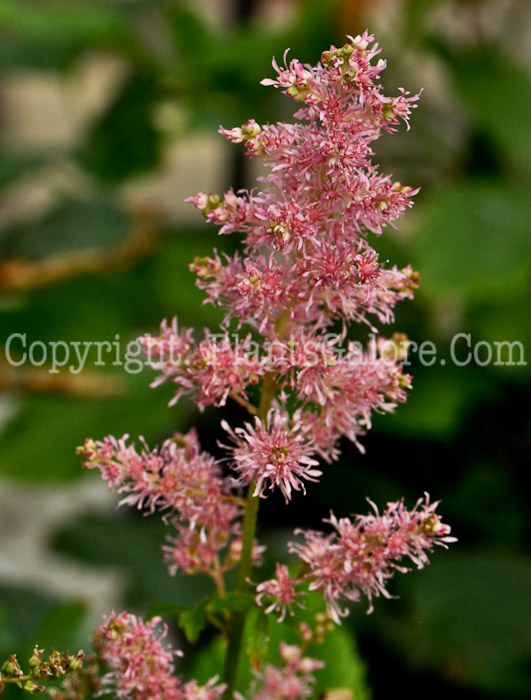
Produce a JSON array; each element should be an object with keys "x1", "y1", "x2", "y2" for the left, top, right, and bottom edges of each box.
[
  {"x1": 141, "y1": 318, "x2": 263, "y2": 410},
  {"x1": 75, "y1": 33, "x2": 454, "y2": 700},
  {"x1": 187, "y1": 32, "x2": 420, "y2": 342},
  {"x1": 77, "y1": 431, "x2": 244, "y2": 577},
  {"x1": 289, "y1": 494, "x2": 456, "y2": 621},
  {"x1": 94, "y1": 612, "x2": 224, "y2": 700},
  {"x1": 144, "y1": 32, "x2": 423, "y2": 500}
]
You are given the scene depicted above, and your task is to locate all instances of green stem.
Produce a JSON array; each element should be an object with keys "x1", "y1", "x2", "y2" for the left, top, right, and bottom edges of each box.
[
  {"x1": 222, "y1": 373, "x2": 276, "y2": 698},
  {"x1": 221, "y1": 481, "x2": 259, "y2": 696}
]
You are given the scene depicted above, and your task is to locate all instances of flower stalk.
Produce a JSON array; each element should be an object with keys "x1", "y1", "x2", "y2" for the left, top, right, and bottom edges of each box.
[
  {"x1": 222, "y1": 369, "x2": 278, "y2": 697},
  {"x1": 222, "y1": 480, "x2": 260, "y2": 698}
]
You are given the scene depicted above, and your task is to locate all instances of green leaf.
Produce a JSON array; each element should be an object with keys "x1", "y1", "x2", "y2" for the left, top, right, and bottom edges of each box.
[
  {"x1": 188, "y1": 593, "x2": 370, "y2": 698},
  {"x1": 413, "y1": 180, "x2": 531, "y2": 302},
  {"x1": 442, "y1": 48, "x2": 531, "y2": 172},
  {"x1": 245, "y1": 608, "x2": 270, "y2": 671},
  {"x1": 314, "y1": 626, "x2": 369, "y2": 699},
  {"x1": 207, "y1": 592, "x2": 254, "y2": 613},
  {"x1": 146, "y1": 602, "x2": 189, "y2": 620},
  {"x1": 178, "y1": 607, "x2": 206, "y2": 644},
  {"x1": 384, "y1": 551, "x2": 531, "y2": 695}
]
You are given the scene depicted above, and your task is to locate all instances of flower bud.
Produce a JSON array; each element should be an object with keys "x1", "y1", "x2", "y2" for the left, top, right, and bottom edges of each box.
[{"x1": 1, "y1": 655, "x2": 22, "y2": 678}]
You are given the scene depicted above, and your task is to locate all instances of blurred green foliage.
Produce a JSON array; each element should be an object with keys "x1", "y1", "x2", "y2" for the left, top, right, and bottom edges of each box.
[
  {"x1": 0, "y1": 1, "x2": 529, "y2": 698},
  {"x1": 187, "y1": 592, "x2": 370, "y2": 699}
]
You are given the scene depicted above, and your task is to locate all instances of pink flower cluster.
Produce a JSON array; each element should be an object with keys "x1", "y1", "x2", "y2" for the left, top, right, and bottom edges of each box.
[
  {"x1": 240, "y1": 643, "x2": 323, "y2": 700},
  {"x1": 141, "y1": 320, "x2": 263, "y2": 410},
  {"x1": 73, "y1": 33, "x2": 455, "y2": 700},
  {"x1": 138, "y1": 32, "x2": 421, "y2": 501},
  {"x1": 78, "y1": 431, "x2": 243, "y2": 577},
  {"x1": 187, "y1": 31, "x2": 420, "y2": 338},
  {"x1": 141, "y1": 322, "x2": 413, "y2": 498},
  {"x1": 255, "y1": 564, "x2": 303, "y2": 623},
  {"x1": 288, "y1": 494, "x2": 456, "y2": 621},
  {"x1": 221, "y1": 410, "x2": 321, "y2": 502},
  {"x1": 95, "y1": 612, "x2": 224, "y2": 700}
]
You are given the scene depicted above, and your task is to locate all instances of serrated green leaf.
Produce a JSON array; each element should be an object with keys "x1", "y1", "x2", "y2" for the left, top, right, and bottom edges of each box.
[{"x1": 178, "y1": 607, "x2": 206, "y2": 644}]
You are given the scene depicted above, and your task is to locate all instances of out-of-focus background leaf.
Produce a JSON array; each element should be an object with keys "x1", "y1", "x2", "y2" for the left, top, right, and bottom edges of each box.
[{"x1": 0, "y1": 1, "x2": 529, "y2": 698}]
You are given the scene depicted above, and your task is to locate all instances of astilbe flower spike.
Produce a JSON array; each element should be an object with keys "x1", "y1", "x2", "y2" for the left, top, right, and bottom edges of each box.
[
  {"x1": 77, "y1": 431, "x2": 245, "y2": 578},
  {"x1": 94, "y1": 612, "x2": 225, "y2": 700},
  {"x1": 140, "y1": 31, "x2": 422, "y2": 502},
  {"x1": 186, "y1": 31, "x2": 420, "y2": 341},
  {"x1": 141, "y1": 319, "x2": 263, "y2": 410},
  {"x1": 289, "y1": 494, "x2": 457, "y2": 621},
  {"x1": 71, "y1": 32, "x2": 455, "y2": 700}
]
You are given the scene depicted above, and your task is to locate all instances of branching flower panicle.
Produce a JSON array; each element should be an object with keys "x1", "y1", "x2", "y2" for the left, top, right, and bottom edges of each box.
[
  {"x1": 68, "y1": 32, "x2": 455, "y2": 700},
  {"x1": 78, "y1": 432, "x2": 244, "y2": 578},
  {"x1": 94, "y1": 612, "x2": 225, "y2": 700},
  {"x1": 289, "y1": 494, "x2": 456, "y2": 621}
]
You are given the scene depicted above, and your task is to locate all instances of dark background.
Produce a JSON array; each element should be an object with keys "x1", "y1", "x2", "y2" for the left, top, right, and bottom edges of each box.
[{"x1": 0, "y1": 1, "x2": 530, "y2": 698}]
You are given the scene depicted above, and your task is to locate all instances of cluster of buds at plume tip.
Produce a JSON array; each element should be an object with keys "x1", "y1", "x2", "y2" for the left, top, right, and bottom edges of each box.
[{"x1": 0, "y1": 648, "x2": 84, "y2": 695}]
